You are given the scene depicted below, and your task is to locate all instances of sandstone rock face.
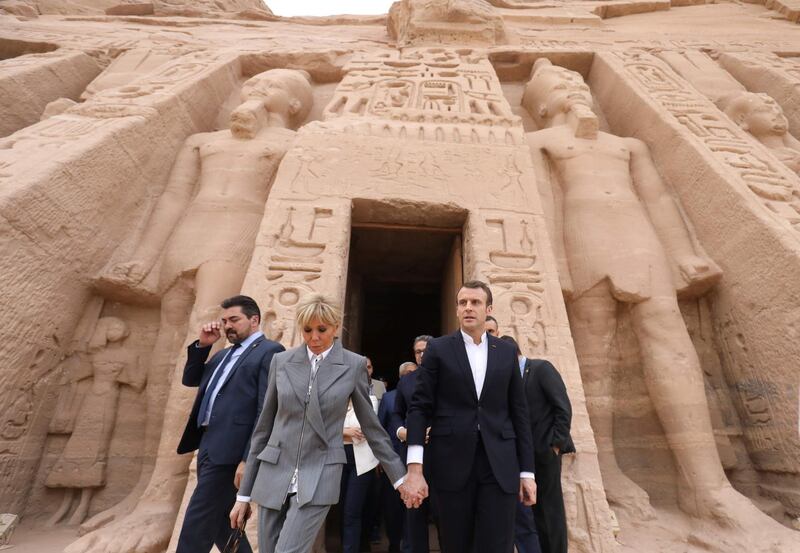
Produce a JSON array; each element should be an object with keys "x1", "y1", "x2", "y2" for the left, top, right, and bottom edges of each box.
[
  {"x1": 389, "y1": 0, "x2": 507, "y2": 46},
  {"x1": 1, "y1": 0, "x2": 269, "y2": 16},
  {"x1": 0, "y1": 3, "x2": 799, "y2": 553}
]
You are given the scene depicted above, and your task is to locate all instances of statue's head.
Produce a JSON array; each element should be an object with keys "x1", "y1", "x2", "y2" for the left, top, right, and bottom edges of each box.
[
  {"x1": 231, "y1": 69, "x2": 313, "y2": 135},
  {"x1": 522, "y1": 58, "x2": 594, "y2": 127},
  {"x1": 720, "y1": 91, "x2": 788, "y2": 138},
  {"x1": 89, "y1": 317, "x2": 129, "y2": 350}
]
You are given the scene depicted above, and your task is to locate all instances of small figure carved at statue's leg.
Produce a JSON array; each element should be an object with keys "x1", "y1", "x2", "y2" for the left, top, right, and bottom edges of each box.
[
  {"x1": 46, "y1": 488, "x2": 75, "y2": 526},
  {"x1": 68, "y1": 488, "x2": 93, "y2": 526}
]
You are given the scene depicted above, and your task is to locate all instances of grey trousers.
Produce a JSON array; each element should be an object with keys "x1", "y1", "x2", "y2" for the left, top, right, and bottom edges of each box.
[{"x1": 258, "y1": 497, "x2": 330, "y2": 553}]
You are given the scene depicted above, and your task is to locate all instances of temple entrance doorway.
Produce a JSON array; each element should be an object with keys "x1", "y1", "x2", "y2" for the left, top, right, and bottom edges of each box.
[{"x1": 343, "y1": 223, "x2": 463, "y2": 388}]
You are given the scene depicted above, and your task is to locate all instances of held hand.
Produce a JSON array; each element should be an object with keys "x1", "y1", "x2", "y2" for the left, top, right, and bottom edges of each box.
[
  {"x1": 229, "y1": 501, "x2": 251, "y2": 530},
  {"x1": 401, "y1": 467, "x2": 429, "y2": 508},
  {"x1": 199, "y1": 321, "x2": 222, "y2": 347},
  {"x1": 520, "y1": 478, "x2": 537, "y2": 507},
  {"x1": 343, "y1": 427, "x2": 365, "y2": 442},
  {"x1": 397, "y1": 427, "x2": 407, "y2": 442},
  {"x1": 425, "y1": 426, "x2": 431, "y2": 445},
  {"x1": 234, "y1": 461, "x2": 245, "y2": 489}
]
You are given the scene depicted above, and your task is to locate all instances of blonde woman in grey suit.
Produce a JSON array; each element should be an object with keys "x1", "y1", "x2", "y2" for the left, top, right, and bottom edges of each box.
[{"x1": 231, "y1": 294, "x2": 412, "y2": 553}]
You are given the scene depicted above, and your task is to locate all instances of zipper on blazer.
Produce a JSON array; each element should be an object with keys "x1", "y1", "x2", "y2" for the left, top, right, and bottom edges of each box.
[{"x1": 285, "y1": 367, "x2": 317, "y2": 505}]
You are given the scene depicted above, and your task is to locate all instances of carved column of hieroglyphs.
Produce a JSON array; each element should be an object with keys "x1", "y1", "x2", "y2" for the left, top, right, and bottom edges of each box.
[
  {"x1": 591, "y1": 50, "x2": 800, "y2": 510},
  {"x1": 719, "y1": 51, "x2": 800, "y2": 140},
  {"x1": 0, "y1": 49, "x2": 241, "y2": 513}
]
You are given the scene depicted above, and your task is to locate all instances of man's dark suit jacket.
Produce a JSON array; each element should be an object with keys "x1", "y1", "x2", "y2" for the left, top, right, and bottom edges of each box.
[
  {"x1": 177, "y1": 335, "x2": 284, "y2": 465},
  {"x1": 389, "y1": 370, "x2": 419, "y2": 459},
  {"x1": 406, "y1": 330, "x2": 534, "y2": 495},
  {"x1": 523, "y1": 359, "x2": 575, "y2": 456},
  {"x1": 378, "y1": 389, "x2": 403, "y2": 455}
]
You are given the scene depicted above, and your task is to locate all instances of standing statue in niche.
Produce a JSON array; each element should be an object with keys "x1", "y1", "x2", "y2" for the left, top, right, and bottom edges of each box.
[
  {"x1": 522, "y1": 58, "x2": 783, "y2": 530},
  {"x1": 66, "y1": 69, "x2": 313, "y2": 553},
  {"x1": 45, "y1": 317, "x2": 142, "y2": 526}
]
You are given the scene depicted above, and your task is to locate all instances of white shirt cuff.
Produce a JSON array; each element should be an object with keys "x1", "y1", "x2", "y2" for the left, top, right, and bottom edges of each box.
[
  {"x1": 396, "y1": 426, "x2": 405, "y2": 441},
  {"x1": 236, "y1": 495, "x2": 251, "y2": 502},
  {"x1": 392, "y1": 476, "x2": 405, "y2": 489},
  {"x1": 520, "y1": 472, "x2": 535, "y2": 479},
  {"x1": 407, "y1": 445, "x2": 424, "y2": 465}
]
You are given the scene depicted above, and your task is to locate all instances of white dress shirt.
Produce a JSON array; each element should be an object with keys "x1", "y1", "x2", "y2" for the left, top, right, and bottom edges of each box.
[
  {"x1": 200, "y1": 331, "x2": 263, "y2": 426},
  {"x1": 407, "y1": 331, "x2": 534, "y2": 479}
]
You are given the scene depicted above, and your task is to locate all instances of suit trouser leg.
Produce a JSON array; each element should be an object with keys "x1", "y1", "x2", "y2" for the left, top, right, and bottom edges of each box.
[
  {"x1": 340, "y1": 447, "x2": 374, "y2": 553},
  {"x1": 435, "y1": 438, "x2": 516, "y2": 553},
  {"x1": 381, "y1": 471, "x2": 405, "y2": 550},
  {"x1": 405, "y1": 494, "x2": 430, "y2": 553},
  {"x1": 533, "y1": 453, "x2": 567, "y2": 553},
  {"x1": 515, "y1": 500, "x2": 543, "y2": 553},
  {"x1": 176, "y1": 448, "x2": 252, "y2": 553},
  {"x1": 259, "y1": 497, "x2": 331, "y2": 553},
  {"x1": 473, "y1": 439, "x2": 516, "y2": 553}
]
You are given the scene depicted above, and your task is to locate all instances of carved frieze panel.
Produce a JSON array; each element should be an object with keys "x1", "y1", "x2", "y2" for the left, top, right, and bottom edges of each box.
[{"x1": 609, "y1": 50, "x2": 800, "y2": 234}]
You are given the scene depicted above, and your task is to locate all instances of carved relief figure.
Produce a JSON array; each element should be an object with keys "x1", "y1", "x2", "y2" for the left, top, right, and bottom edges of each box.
[
  {"x1": 522, "y1": 59, "x2": 778, "y2": 529},
  {"x1": 46, "y1": 317, "x2": 142, "y2": 526},
  {"x1": 66, "y1": 69, "x2": 313, "y2": 553},
  {"x1": 721, "y1": 91, "x2": 800, "y2": 175}
]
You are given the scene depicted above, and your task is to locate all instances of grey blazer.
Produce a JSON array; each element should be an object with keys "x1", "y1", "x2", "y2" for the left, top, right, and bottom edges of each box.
[{"x1": 239, "y1": 339, "x2": 406, "y2": 509}]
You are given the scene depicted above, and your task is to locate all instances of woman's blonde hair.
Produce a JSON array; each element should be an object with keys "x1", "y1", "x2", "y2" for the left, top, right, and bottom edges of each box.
[{"x1": 295, "y1": 294, "x2": 343, "y2": 328}]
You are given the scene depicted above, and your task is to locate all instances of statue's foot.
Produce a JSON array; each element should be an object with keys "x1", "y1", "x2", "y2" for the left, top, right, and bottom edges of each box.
[
  {"x1": 680, "y1": 485, "x2": 800, "y2": 551},
  {"x1": 77, "y1": 478, "x2": 146, "y2": 535},
  {"x1": 601, "y1": 466, "x2": 656, "y2": 521},
  {"x1": 64, "y1": 502, "x2": 177, "y2": 553}
]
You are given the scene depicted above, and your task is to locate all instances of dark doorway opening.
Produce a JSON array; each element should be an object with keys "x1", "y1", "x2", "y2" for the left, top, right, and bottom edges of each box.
[{"x1": 344, "y1": 224, "x2": 463, "y2": 389}]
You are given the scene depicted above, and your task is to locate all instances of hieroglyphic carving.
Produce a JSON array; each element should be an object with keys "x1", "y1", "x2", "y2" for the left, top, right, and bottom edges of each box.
[
  {"x1": 610, "y1": 50, "x2": 800, "y2": 232},
  {"x1": 258, "y1": 202, "x2": 343, "y2": 348},
  {"x1": 715, "y1": 310, "x2": 798, "y2": 473},
  {"x1": 478, "y1": 210, "x2": 548, "y2": 356},
  {"x1": 321, "y1": 48, "x2": 524, "y2": 145}
]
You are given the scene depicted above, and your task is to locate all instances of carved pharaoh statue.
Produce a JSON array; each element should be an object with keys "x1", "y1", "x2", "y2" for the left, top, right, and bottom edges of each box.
[
  {"x1": 45, "y1": 317, "x2": 141, "y2": 526},
  {"x1": 720, "y1": 91, "x2": 800, "y2": 175},
  {"x1": 522, "y1": 59, "x2": 799, "y2": 544},
  {"x1": 65, "y1": 69, "x2": 313, "y2": 553}
]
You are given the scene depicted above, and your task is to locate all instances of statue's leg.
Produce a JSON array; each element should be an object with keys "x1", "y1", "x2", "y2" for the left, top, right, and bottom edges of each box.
[
  {"x1": 46, "y1": 488, "x2": 74, "y2": 526},
  {"x1": 567, "y1": 281, "x2": 655, "y2": 520},
  {"x1": 68, "y1": 488, "x2": 93, "y2": 525},
  {"x1": 66, "y1": 261, "x2": 247, "y2": 553},
  {"x1": 631, "y1": 294, "x2": 800, "y2": 544},
  {"x1": 79, "y1": 280, "x2": 194, "y2": 535}
]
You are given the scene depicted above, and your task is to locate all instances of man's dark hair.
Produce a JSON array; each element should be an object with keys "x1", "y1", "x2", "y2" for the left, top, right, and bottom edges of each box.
[
  {"x1": 486, "y1": 315, "x2": 498, "y2": 325},
  {"x1": 413, "y1": 335, "x2": 434, "y2": 348},
  {"x1": 460, "y1": 280, "x2": 493, "y2": 306},
  {"x1": 500, "y1": 334, "x2": 522, "y2": 355},
  {"x1": 220, "y1": 295, "x2": 261, "y2": 322}
]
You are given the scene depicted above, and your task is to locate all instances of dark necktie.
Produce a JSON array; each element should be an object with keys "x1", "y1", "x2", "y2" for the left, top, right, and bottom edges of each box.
[{"x1": 197, "y1": 343, "x2": 240, "y2": 428}]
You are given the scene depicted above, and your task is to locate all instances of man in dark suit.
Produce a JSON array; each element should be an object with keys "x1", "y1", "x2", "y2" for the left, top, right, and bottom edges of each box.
[
  {"x1": 501, "y1": 335, "x2": 574, "y2": 553},
  {"x1": 175, "y1": 295, "x2": 284, "y2": 553},
  {"x1": 392, "y1": 339, "x2": 434, "y2": 553},
  {"x1": 403, "y1": 281, "x2": 536, "y2": 553}
]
